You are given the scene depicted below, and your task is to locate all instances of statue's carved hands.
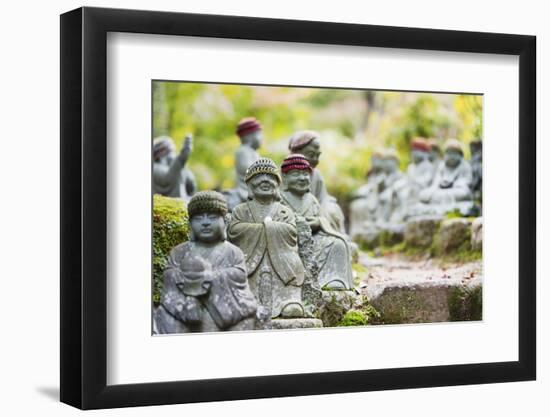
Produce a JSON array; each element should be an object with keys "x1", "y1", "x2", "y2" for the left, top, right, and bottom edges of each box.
[
  {"x1": 179, "y1": 134, "x2": 193, "y2": 162},
  {"x1": 200, "y1": 269, "x2": 216, "y2": 291},
  {"x1": 263, "y1": 216, "x2": 272, "y2": 225},
  {"x1": 305, "y1": 216, "x2": 321, "y2": 232}
]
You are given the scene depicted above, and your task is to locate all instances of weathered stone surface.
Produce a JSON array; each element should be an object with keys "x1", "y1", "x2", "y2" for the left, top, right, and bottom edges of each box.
[
  {"x1": 271, "y1": 318, "x2": 323, "y2": 329},
  {"x1": 363, "y1": 259, "x2": 482, "y2": 324},
  {"x1": 471, "y1": 217, "x2": 483, "y2": 251},
  {"x1": 155, "y1": 191, "x2": 257, "y2": 334},
  {"x1": 404, "y1": 216, "x2": 442, "y2": 248},
  {"x1": 379, "y1": 224, "x2": 405, "y2": 247},
  {"x1": 433, "y1": 218, "x2": 471, "y2": 255},
  {"x1": 353, "y1": 228, "x2": 380, "y2": 250},
  {"x1": 318, "y1": 290, "x2": 359, "y2": 327},
  {"x1": 227, "y1": 158, "x2": 306, "y2": 319}
]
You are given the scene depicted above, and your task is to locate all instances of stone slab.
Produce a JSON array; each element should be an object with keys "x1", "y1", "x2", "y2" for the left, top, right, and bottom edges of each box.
[{"x1": 271, "y1": 318, "x2": 324, "y2": 329}]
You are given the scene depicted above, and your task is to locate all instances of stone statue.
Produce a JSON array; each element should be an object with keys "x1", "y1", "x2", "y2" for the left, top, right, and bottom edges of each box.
[
  {"x1": 377, "y1": 148, "x2": 409, "y2": 226},
  {"x1": 418, "y1": 139, "x2": 474, "y2": 216},
  {"x1": 428, "y1": 138, "x2": 443, "y2": 165},
  {"x1": 288, "y1": 131, "x2": 346, "y2": 234},
  {"x1": 469, "y1": 140, "x2": 482, "y2": 203},
  {"x1": 279, "y1": 154, "x2": 354, "y2": 290},
  {"x1": 349, "y1": 149, "x2": 386, "y2": 240},
  {"x1": 228, "y1": 158, "x2": 306, "y2": 320},
  {"x1": 405, "y1": 137, "x2": 435, "y2": 205},
  {"x1": 223, "y1": 117, "x2": 262, "y2": 210},
  {"x1": 154, "y1": 191, "x2": 257, "y2": 334},
  {"x1": 153, "y1": 135, "x2": 197, "y2": 201}
]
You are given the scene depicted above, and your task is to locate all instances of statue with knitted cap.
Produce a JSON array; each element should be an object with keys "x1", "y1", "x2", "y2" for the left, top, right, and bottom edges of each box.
[
  {"x1": 405, "y1": 137, "x2": 435, "y2": 205},
  {"x1": 154, "y1": 191, "x2": 257, "y2": 334},
  {"x1": 279, "y1": 155, "x2": 354, "y2": 290},
  {"x1": 288, "y1": 130, "x2": 346, "y2": 234},
  {"x1": 418, "y1": 138, "x2": 474, "y2": 216},
  {"x1": 223, "y1": 117, "x2": 263, "y2": 210},
  {"x1": 228, "y1": 158, "x2": 307, "y2": 320},
  {"x1": 152, "y1": 135, "x2": 197, "y2": 201}
]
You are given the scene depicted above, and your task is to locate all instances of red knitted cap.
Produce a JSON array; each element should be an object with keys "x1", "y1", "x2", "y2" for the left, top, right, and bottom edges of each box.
[
  {"x1": 236, "y1": 117, "x2": 262, "y2": 137},
  {"x1": 281, "y1": 154, "x2": 313, "y2": 174},
  {"x1": 410, "y1": 137, "x2": 431, "y2": 152}
]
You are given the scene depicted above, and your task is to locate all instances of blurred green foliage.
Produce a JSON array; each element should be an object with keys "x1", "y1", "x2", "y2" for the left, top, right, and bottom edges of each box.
[{"x1": 153, "y1": 82, "x2": 482, "y2": 205}]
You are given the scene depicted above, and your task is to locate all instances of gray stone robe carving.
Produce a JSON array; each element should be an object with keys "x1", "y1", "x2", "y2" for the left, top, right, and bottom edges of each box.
[
  {"x1": 154, "y1": 241, "x2": 257, "y2": 333},
  {"x1": 228, "y1": 200, "x2": 305, "y2": 318},
  {"x1": 281, "y1": 191, "x2": 354, "y2": 290}
]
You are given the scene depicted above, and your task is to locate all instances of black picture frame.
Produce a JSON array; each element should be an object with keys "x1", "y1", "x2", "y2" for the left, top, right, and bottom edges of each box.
[{"x1": 60, "y1": 6, "x2": 536, "y2": 410}]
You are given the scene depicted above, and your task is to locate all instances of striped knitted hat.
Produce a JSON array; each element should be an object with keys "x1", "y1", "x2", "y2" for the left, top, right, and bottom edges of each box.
[
  {"x1": 236, "y1": 117, "x2": 262, "y2": 137},
  {"x1": 244, "y1": 157, "x2": 281, "y2": 183},
  {"x1": 187, "y1": 191, "x2": 228, "y2": 218},
  {"x1": 281, "y1": 154, "x2": 312, "y2": 174}
]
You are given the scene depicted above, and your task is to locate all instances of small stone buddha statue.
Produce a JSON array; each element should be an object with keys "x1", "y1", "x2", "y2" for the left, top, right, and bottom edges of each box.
[
  {"x1": 428, "y1": 138, "x2": 443, "y2": 165},
  {"x1": 223, "y1": 117, "x2": 263, "y2": 210},
  {"x1": 154, "y1": 191, "x2": 257, "y2": 334},
  {"x1": 405, "y1": 137, "x2": 435, "y2": 204},
  {"x1": 377, "y1": 148, "x2": 409, "y2": 226},
  {"x1": 349, "y1": 148, "x2": 386, "y2": 240},
  {"x1": 228, "y1": 158, "x2": 306, "y2": 320},
  {"x1": 469, "y1": 139, "x2": 482, "y2": 203},
  {"x1": 419, "y1": 138, "x2": 474, "y2": 215},
  {"x1": 288, "y1": 131, "x2": 346, "y2": 234},
  {"x1": 152, "y1": 135, "x2": 197, "y2": 201},
  {"x1": 279, "y1": 154, "x2": 354, "y2": 290}
]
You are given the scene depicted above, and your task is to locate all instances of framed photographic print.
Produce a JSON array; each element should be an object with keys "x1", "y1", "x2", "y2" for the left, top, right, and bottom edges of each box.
[{"x1": 60, "y1": 6, "x2": 536, "y2": 410}]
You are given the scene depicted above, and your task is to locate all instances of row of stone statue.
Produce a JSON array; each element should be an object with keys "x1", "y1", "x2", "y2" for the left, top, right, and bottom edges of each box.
[
  {"x1": 153, "y1": 118, "x2": 350, "y2": 235},
  {"x1": 155, "y1": 155, "x2": 354, "y2": 334},
  {"x1": 152, "y1": 117, "x2": 482, "y2": 333},
  {"x1": 349, "y1": 137, "x2": 482, "y2": 243}
]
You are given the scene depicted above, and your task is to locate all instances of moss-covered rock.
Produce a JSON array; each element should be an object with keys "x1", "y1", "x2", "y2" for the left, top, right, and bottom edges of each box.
[
  {"x1": 370, "y1": 286, "x2": 450, "y2": 324},
  {"x1": 404, "y1": 217, "x2": 442, "y2": 248},
  {"x1": 471, "y1": 217, "x2": 483, "y2": 252},
  {"x1": 379, "y1": 226, "x2": 405, "y2": 247},
  {"x1": 433, "y1": 218, "x2": 471, "y2": 256},
  {"x1": 448, "y1": 285, "x2": 482, "y2": 321},
  {"x1": 338, "y1": 310, "x2": 369, "y2": 326},
  {"x1": 318, "y1": 291, "x2": 357, "y2": 327},
  {"x1": 152, "y1": 195, "x2": 189, "y2": 304}
]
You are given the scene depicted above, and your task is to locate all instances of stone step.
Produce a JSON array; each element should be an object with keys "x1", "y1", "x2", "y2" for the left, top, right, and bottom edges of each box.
[{"x1": 363, "y1": 260, "x2": 482, "y2": 324}]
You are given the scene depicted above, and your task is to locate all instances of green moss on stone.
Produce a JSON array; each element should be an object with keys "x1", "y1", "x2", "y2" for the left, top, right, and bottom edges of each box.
[
  {"x1": 152, "y1": 195, "x2": 189, "y2": 304},
  {"x1": 448, "y1": 285, "x2": 482, "y2": 321},
  {"x1": 338, "y1": 310, "x2": 369, "y2": 326}
]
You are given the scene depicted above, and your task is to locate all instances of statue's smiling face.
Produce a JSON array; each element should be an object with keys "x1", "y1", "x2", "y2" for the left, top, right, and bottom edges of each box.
[
  {"x1": 284, "y1": 169, "x2": 311, "y2": 195},
  {"x1": 249, "y1": 174, "x2": 278, "y2": 200},
  {"x1": 299, "y1": 139, "x2": 321, "y2": 168},
  {"x1": 444, "y1": 149, "x2": 463, "y2": 169},
  {"x1": 190, "y1": 212, "x2": 225, "y2": 243}
]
